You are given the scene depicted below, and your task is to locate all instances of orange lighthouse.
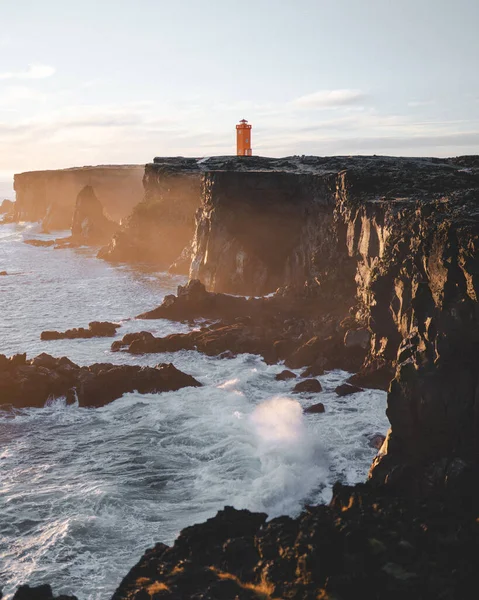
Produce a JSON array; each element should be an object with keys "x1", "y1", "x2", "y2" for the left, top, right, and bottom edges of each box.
[{"x1": 236, "y1": 119, "x2": 252, "y2": 156}]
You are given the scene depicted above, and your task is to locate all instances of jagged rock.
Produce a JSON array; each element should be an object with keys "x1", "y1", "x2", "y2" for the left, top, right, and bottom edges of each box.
[
  {"x1": 0, "y1": 353, "x2": 201, "y2": 408},
  {"x1": 348, "y1": 360, "x2": 395, "y2": 391},
  {"x1": 344, "y1": 328, "x2": 370, "y2": 349},
  {"x1": 70, "y1": 186, "x2": 118, "y2": 244},
  {"x1": 137, "y1": 279, "x2": 251, "y2": 321},
  {"x1": 304, "y1": 402, "x2": 325, "y2": 414},
  {"x1": 12, "y1": 585, "x2": 77, "y2": 600},
  {"x1": 41, "y1": 321, "x2": 120, "y2": 340},
  {"x1": 335, "y1": 383, "x2": 364, "y2": 397},
  {"x1": 133, "y1": 280, "x2": 361, "y2": 372},
  {"x1": 111, "y1": 483, "x2": 479, "y2": 599},
  {"x1": 293, "y1": 378, "x2": 323, "y2": 394},
  {"x1": 275, "y1": 369, "x2": 297, "y2": 381}
]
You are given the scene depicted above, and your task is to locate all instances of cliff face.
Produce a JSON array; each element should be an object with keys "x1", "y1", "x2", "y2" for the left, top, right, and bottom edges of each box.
[
  {"x1": 190, "y1": 171, "x2": 350, "y2": 295},
  {"x1": 185, "y1": 156, "x2": 479, "y2": 491},
  {"x1": 13, "y1": 165, "x2": 144, "y2": 230},
  {"x1": 98, "y1": 160, "x2": 201, "y2": 268},
  {"x1": 329, "y1": 159, "x2": 479, "y2": 492}
]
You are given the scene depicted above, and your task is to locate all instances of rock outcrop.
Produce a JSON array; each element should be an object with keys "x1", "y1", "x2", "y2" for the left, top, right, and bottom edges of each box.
[
  {"x1": 41, "y1": 321, "x2": 120, "y2": 340},
  {"x1": 0, "y1": 198, "x2": 14, "y2": 214},
  {"x1": 70, "y1": 186, "x2": 118, "y2": 244},
  {"x1": 13, "y1": 165, "x2": 144, "y2": 230},
  {"x1": 98, "y1": 159, "x2": 202, "y2": 268},
  {"x1": 0, "y1": 198, "x2": 14, "y2": 223},
  {"x1": 0, "y1": 353, "x2": 201, "y2": 408},
  {"x1": 111, "y1": 483, "x2": 479, "y2": 600},
  {"x1": 120, "y1": 281, "x2": 367, "y2": 372},
  {"x1": 180, "y1": 156, "x2": 479, "y2": 495}
]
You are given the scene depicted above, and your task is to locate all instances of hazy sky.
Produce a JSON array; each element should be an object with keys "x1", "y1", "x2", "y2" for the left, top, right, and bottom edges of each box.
[{"x1": 1, "y1": 0, "x2": 478, "y2": 181}]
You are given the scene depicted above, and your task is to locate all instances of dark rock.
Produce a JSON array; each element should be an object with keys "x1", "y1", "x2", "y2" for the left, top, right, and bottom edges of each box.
[
  {"x1": 0, "y1": 353, "x2": 201, "y2": 408},
  {"x1": 0, "y1": 271, "x2": 7, "y2": 276},
  {"x1": 335, "y1": 383, "x2": 364, "y2": 397},
  {"x1": 12, "y1": 584, "x2": 77, "y2": 600},
  {"x1": 369, "y1": 433, "x2": 386, "y2": 449},
  {"x1": 24, "y1": 239, "x2": 55, "y2": 248},
  {"x1": 41, "y1": 321, "x2": 120, "y2": 341},
  {"x1": 344, "y1": 328, "x2": 371, "y2": 349},
  {"x1": 304, "y1": 402, "x2": 325, "y2": 414},
  {"x1": 300, "y1": 361, "x2": 326, "y2": 377},
  {"x1": 70, "y1": 185, "x2": 118, "y2": 245},
  {"x1": 275, "y1": 369, "x2": 297, "y2": 381},
  {"x1": 218, "y1": 350, "x2": 236, "y2": 359},
  {"x1": 111, "y1": 483, "x2": 479, "y2": 600},
  {"x1": 348, "y1": 360, "x2": 395, "y2": 391},
  {"x1": 293, "y1": 378, "x2": 323, "y2": 394}
]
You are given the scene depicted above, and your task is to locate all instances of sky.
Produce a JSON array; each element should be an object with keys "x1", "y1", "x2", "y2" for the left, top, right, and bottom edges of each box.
[{"x1": 0, "y1": 0, "x2": 478, "y2": 186}]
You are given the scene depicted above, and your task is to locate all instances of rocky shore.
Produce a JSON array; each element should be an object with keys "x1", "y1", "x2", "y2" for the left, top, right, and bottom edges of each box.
[
  {"x1": 5, "y1": 154, "x2": 479, "y2": 599},
  {"x1": 0, "y1": 353, "x2": 201, "y2": 408}
]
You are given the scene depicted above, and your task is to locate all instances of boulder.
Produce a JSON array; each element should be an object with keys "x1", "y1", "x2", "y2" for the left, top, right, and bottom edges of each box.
[
  {"x1": 275, "y1": 370, "x2": 297, "y2": 381},
  {"x1": 368, "y1": 433, "x2": 386, "y2": 449},
  {"x1": 335, "y1": 383, "x2": 364, "y2": 397},
  {"x1": 293, "y1": 378, "x2": 323, "y2": 394},
  {"x1": 304, "y1": 402, "x2": 325, "y2": 414}
]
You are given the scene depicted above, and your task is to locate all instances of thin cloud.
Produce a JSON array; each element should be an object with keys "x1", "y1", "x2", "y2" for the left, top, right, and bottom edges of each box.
[
  {"x1": 0, "y1": 64, "x2": 56, "y2": 81},
  {"x1": 408, "y1": 100, "x2": 436, "y2": 107},
  {"x1": 292, "y1": 89, "x2": 367, "y2": 109}
]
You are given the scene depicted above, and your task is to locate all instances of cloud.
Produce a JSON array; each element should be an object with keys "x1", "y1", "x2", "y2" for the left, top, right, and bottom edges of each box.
[
  {"x1": 0, "y1": 64, "x2": 56, "y2": 81},
  {"x1": 408, "y1": 100, "x2": 435, "y2": 107},
  {"x1": 292, "y1": 89, "x2": 367, "y2": 109}
]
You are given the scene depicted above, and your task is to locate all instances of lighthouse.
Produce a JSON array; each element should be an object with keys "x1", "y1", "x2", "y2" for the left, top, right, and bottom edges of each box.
[{"x1": 236, "y1": 119, "x2": 252, "y2": 156}]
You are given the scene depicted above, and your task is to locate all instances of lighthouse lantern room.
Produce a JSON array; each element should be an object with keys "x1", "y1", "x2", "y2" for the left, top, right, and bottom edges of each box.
[{"x1": 236, "y1": 119, "x2": 252, "y2": 156}]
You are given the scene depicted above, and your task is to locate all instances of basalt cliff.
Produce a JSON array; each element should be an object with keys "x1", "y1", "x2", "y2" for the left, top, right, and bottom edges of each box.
[
  {"x1": 99, "y1": 154, "x2": 479, "y2": 490},
  {"x1": 9, "y1": 155, "x2": 479, "y2": 600},
  {"x1": 13, "y1": 165, "x2": 144, "y2": 231}
]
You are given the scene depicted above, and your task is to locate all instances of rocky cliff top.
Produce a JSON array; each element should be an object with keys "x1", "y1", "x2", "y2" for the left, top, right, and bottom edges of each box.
[
  {"x1": 149, "y1": 154, "x2": 479, "y2": 206},
  {"x1": 14, "y1": 164, "x2": 143, "y2": 179}
]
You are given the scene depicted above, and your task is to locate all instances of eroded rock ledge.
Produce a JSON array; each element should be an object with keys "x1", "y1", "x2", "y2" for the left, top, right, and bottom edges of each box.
[
  {"x1": 0, "y1": 353, "x2": 201, "y2": 408},
  {"x1": 110, "y1": 483, "x2": 479, "y2": 600}
]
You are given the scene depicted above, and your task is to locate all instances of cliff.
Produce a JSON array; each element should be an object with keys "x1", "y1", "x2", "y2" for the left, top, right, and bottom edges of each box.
[
  {"x1": 10, "y1": 155, "x2": 479, "y2": 598},
  {"x1": 98, "y1": 159, "x2": 201, "y2": 268},
  {"x1": 13, "y1": 165, "x2": 144, "y2": 230}
]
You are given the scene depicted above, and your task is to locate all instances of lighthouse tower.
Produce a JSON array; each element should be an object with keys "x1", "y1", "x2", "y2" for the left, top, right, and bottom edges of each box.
[{"x1": 236, "y1": 119, "x2": 252, "y2": 156}]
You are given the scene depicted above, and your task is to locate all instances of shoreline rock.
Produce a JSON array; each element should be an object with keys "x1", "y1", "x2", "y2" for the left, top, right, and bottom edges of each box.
[
  {"x1": 41, "y1": 321, "x2": 120, "y2": 341},
  {"x1": 0, "y1": 353, "x2": 201, "y2": 408}
]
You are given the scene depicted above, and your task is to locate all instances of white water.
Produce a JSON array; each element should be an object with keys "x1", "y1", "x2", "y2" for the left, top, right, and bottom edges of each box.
[{"x1": 0, "y1": 222, "x2": 389, "y2": 599}]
